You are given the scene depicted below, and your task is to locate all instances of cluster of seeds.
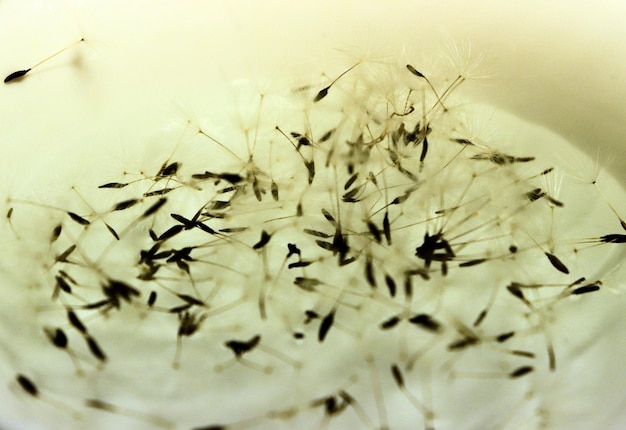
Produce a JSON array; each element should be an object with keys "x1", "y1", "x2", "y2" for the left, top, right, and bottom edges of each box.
[{"x1": 3, "y1": 47, "x2": 626, "y2": 430}]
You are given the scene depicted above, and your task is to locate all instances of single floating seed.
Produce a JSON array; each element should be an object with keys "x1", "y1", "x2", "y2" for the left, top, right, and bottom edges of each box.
[
  {"x1": 318, "y1": 311, "x2": 335, "y2": 342},
  {"x1": 67, "y1": 310, "x2": 87, "y2": 334},
  {"x1": 106, "y1": 224, "x2": 120, "y2": 240},
  {"x1": 170, "y1": 304, "x2": 193, "y2": 314},
  {"x1": 473, "y1": 310, "x2": 488, "y2": 327},
  {"x1": 294, "y1": 277, "x2": 322, "y2": 291},
  {"x1": 56, "y1": 244, "x2": 76, "y2": 262},
  {"x1": 344, "y1": 173, "x2": 359, "y2": 190},
  {"x1": 85, "y1": 398, "x2": 115, "y2": 412},
  {"x1": 313, "y1": 86, "x2": 330, "y2": 102},
  {"x1": 176, "y1": 293, "x2": 205, "y2": 306},
  {"x1": 55, "y1": 276, "x2": 72, "y2": 294},
  {"x1": 147, "y1": 291, "x2": 157, "y2": 307},
  {"x1": 391, "y1": 364, "x2": 405, "y2": 387},
  {"x1": 4, "y1": 38, "x2": 84, "y2": 84},
  {"x1": 98, "y1": 182, "x2": 128, "y2": 189},
  {"x1": 459, "y1": 259, "x2": 487, "y2": 268},
  {"x1": 571, "y1": 285, "x2": 600, "y2": 295},
  {"x1": 50, "y1": 224, "x2": 62, "y2": 243},
  {"x1": 319, "y1": 129, "x2": 334, "y2": 142},
  {"x1": 158, "y1": 225, "x2": 184, "y2": 241},
  {"x1": 383, "y1": 212, "x2": 391, "y2": 244},
  {"x1": 86, "y1": 336, "x2": 107, "y2": 362},
  {"x1": 507, "y1": 283, "x2": 525, "y2": 301},
  {"x1": 365, "y1": 256, "x2": 376, "y2": 287},
  {"x1": 342, "y1": 187, "x2": 361, "y2": 203},
  {"x1": 143, "y1": 187, "x2": 175, "y2": 197},
  {"x1": 288, "y1": 261, "x2": 313, "y2": 269},
  {"x1": 408, "y1": 314, "x2": 441, "y2": 332},
  {"x1": 526, "y1": 188, "x2": 545, "y2": 202},
  {"x1": 315, "y1": 240, "x2": 334, "y2": 251},
  {"x1": 142, "y1": 198, "x2": 167, "y2": 217},
  {"x1": 496, "y1": 332, "x2": 515, "y2": 343},
  {"x1": 219, "y1": 227, "x2": 247, "y2": 233},
  {"x1": 380, "y1": 315, "x2": 401, "y2": 330},
  {"x1": 44, "y1": 327, "x2": 68, "y2": 349},
  {"x1": 67, "y1": 211, "x2": 90, "y2": 225},
  {"x1": 367, "y1": 221, "x2": 381, "y2": 243},
  {"x1": 253, "y1": 230, "x2": 272, "y2": 250},
  {"x1": 84, "y1": 300, "x2": 110, "y2": 310},
  {"x1": 157, "y1": 161, "x2": 180, "y2": 177},
  {"x1": 448, "y1": 336, "x2": 479, "y2": 350},
  {"x1": 224, "y1": 335, "x2": 261, "y2": 358},
  {"x1": 304, "y1": 310, "x2": 319, "y2": 324},
  {"x1": 4, "y1": 69, "x2": 31, "y2": 83},
  {"x1": 16, "y1": 374, "x2": 38, "y2": 397},
  {"x1": 305, "y1": 159, "x2": 315, "y2": 184},
  {"x1": 405, "y1": 64, "x2": 425, "y2": 78},
  {"x1": 304, "y1": 228, "x2": 332, "y2": 238},
  {"x1": 545, "y1": 252, "x2": 569, "y2": 274},
  {"x1": 313, "y1": 62, "x2": 359, "y2": 102},
  {"x1": 509, "y1": 366, "x2": 534, "y2": 378},
  {"x1": 385, "y1": 274, "x2": 396, "y2": 297},
  {"x1": 286, "y1": 243, "x2": 301, "y2": 258}
]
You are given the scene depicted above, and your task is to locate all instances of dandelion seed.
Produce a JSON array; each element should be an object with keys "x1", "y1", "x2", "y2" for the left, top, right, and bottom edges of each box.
[
  {"x1": 366, "y1": 221, "x2": 382, "y2": 243},
  {"x1": 67, "y1": 310, "x2": 87, "y2": 334},
  {"x1": 408, "y1": 314, "x2": 442, "y2": 333},
  {"x1": 406, "y1": 64, "x2": 447, "y2": 111},
  {"x1": 224, "y1": 335, "x2": 261, "y2": 358},
  {"x1": 271, "y1": 181, "x2": 279, "y2": 201},
  {"x1": 67, "y1": 211, "x2": 90, "y2": 226},
  {"x1": 571, "y1": 285, "x2": 600, "y2": 295},
  {"x1": 16, "y1": 374, "x2": 39, "y2": 397},
  {"x1": 380, "y1": 315, "x2": 402, "y2": 330},
  {"x1": 509, "y1": 366, "x2": 534, "y2": 378},
  {"x1": 157, "y1": 161, "x2": 180, "y2": 178},
  {"x1": 44, "y1": 327, "x2": 68, "y2": 349},
  {"x1": 98, "y1": 182, "x2": 129, "y2": 189},
  {"x1": 55, "y1": 275, "x2": 73, "y2": 295},
  {"x1": 147, "y1": 291, "x2": 157, "y2": 307},
  {"x1": 4, "y1": 38, "x2": 84, "y2": 83},
  {"x1": 344, "y1": 173, "x2": 359, "y2": 190},
  {"x1": 545, "y1": 252, "x2": 569, "y2": 274},
  {"x1": 4, "y1": 69, "x2": 30, "y2": 83},
  {"x1": 252, "y1": 230, "x2": 272, "y2": 250},
  {"x1": 143, "y1": 198, "x2": 168, "y2": 217},
  {"x1": 364, "y1": 255, "x2": 377, "y2": 288},
  {"x1": 288, "y1": 260, "x2": 312, "y2": 269},
  {"x1": 495, "y1": 332, "x2": 515, "y2": 343},
  {"x1": 111, "y1": 198, "x2": 141, "y2": 211},
  {"x1": 85, "y1": 336, "x2": 107, "y2": 362},
  {"x1": 458, "y1": 258, "x2": 487, "y2": 267},
  {"x1": 176, "y1": 293, "x2": 205, "y2": 307},
  {"x1": 318, "y1": 310, "x2": 335, "y2": 342},
  {"x1": 381, "y1": 275, "x2": 396, "y2": 299},
  {"x1": 313, "y1": 62, "x2": 360, "y2": 102}
]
